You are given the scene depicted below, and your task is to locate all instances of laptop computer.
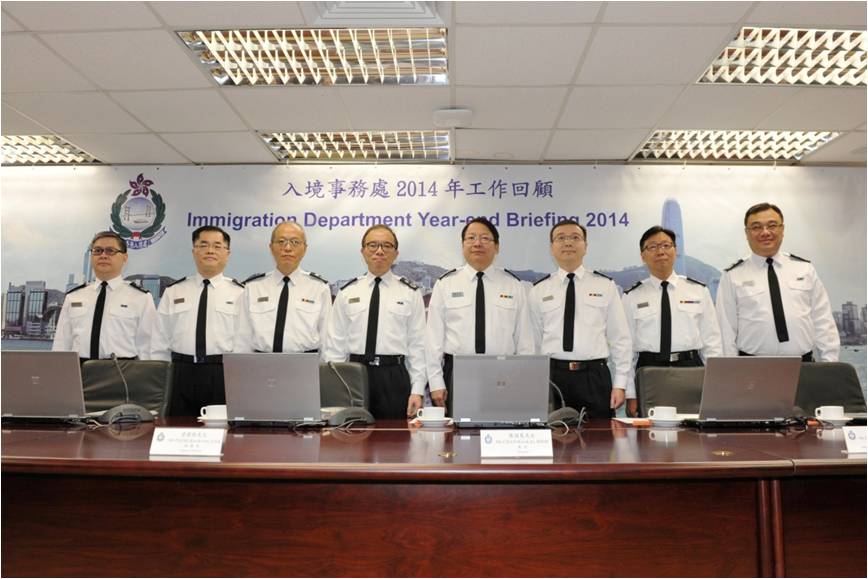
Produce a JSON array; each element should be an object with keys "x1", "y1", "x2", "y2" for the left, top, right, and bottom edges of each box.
[
  {"x1": 1, "y1": 351, "x2": 88, "y2": 422},
  {"x1": 683, "y1": 356, "x2": 802, "y2": 429},
  {"x1": 452, "y1": 354, "x2": 550, "y2": 428},
  {"x1": 223, "y1": 353, "x2": 325, "y2": 427}
]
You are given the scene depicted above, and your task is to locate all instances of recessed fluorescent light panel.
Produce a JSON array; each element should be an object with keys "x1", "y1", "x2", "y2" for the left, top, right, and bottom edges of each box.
[
  {"x1": 2, "y1": 135, "x2": 100, "y2": 165},
  {"x1": 699, "y1": 27, "x2": 866, "y2": 86},
  {"x1": 635, "y1": 130, "x2": 841, "y2": 162},
  {"x1": 261, "y1": 131, "x2": 450, "y2": 161},
  {"x1": 178, "y1": 28, "x2": 448, "y2": 86}
]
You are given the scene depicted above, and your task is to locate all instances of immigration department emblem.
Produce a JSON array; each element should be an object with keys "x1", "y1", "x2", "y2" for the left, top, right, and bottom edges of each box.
[{"x1": 110, "y1": 173, "x2": 167, "y2": 250}]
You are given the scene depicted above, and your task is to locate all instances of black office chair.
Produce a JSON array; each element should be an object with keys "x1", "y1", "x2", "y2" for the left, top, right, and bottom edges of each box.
[
  {"x1": 635, "y1": 366, "x2": 705, "y2": 417},
  {"x1": 81, "y1": 360, "x2": 173, "y2": 417},
  {"x1": 795, "y1": 362, "x2": 866, "y2": 416},
  {"x1": 319, "y1": 362, "x2": 370, "y2": 409}
]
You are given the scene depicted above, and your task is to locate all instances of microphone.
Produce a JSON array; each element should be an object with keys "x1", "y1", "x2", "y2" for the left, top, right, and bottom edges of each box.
[
  {"x1": 97, "y1": 354, "x2": 154, "y2": 424},
  {"x1": 547, "y1": 379, "x2": 581, "y2": 427},
  {"x1": 325, "y1": 362, "x2": 374, "y2": 426}
]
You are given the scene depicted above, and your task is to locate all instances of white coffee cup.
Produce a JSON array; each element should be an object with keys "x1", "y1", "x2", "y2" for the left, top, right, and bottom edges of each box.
[
  {"x1": 200, "y1": 404, "x2": 227, "y2": 420},
  {"x1": 815, "y1": 405, "x2": 845, "y2": 420},
  {"x1": 416, "y1": 406, "x2": 446, "y2": 420},
  {"x1": 648, "y1": 406, "x2": 678, "y2": 420}
]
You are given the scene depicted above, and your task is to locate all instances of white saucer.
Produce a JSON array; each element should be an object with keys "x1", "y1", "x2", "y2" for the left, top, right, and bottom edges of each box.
[
  {"x1": 816, "y1": 417, "x2": 852, "y2": 427},
  {"x1": 197, "y1": 416, "x2": 228, "y2": 428},
  {"x1": 415, "y1": 417, "x2": 452, "y2": 428},
  {"x1": 649, "y1": 417, "x2": 682, "y2": 428}
]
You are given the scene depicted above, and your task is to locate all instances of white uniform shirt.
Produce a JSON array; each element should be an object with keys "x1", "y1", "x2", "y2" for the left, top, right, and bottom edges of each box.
[
  {"x1": 528, "y1": 266, "x2": 632, "y2": 390},
  {"x1": 425, "y1": 264, "x2": 534, "y2": 393},
  {"x1": 716, "y1": 252, "x2": 839, "y2": 361},
  {"x1": 323, "y1": 270, "x2": 427, "y2": 396},
  {"x1": 52, "y1": 275, "x2": 156, "y2": 359},
  {"x1": 234, "y1": 269, "x2": 331, "y2": 353},
  {"x1": 151, "y1": 273, "x2": 244, "y2": 360},
  {"x1": 621, "y1": 274, "x2": 723, "y2": 397}
]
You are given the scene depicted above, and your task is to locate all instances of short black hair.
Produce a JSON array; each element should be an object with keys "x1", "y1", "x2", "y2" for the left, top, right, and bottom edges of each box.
[
  {"x1": 744, "y1": 202, "x2": 784, "y2": 226},
  {"x1": 461, "y1": 217, "x2": 499, "y2": 244},
  {"x1": 639, "y1": 226, "x2": 676, "y2": 250},
  {"x1": 549, "y1": 219, "x2": 587, "y2": 243},
  {"x1": 362, "y1": 224, "x2": 398, "y2": 249},
  {"x1": 192, "y1": 225, "x2": 231, "y2": 247},
  {"x1": 91, "y1": 231, "x2": 127, "y2": 253}
]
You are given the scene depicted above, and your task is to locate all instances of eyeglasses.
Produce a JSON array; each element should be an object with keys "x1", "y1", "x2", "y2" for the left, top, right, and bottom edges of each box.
[
  {"x1": 194, "y1": 242, "x2": 227, "y2": 251},
  {"x1": 364, "y1": 241, "x2": 396, "y2": 252},
  {"x1": 642, "y1": 242, "x2": 675, "y2": 252},
  {"x1": 463, "y1": 235, "x2": 495, "y2": 245},
  {"x1": 272, "y1": 238, "x2": 305, "y2": 248},
  {"x1": 553, "y1": 234, "x2": 585, "y2": 245},
  {"x1": 747, "y1": 222, "x2": 782, "y2": 234},
  {"x1": 90, "y1": 247, "x2": 125, "y2": 256}
]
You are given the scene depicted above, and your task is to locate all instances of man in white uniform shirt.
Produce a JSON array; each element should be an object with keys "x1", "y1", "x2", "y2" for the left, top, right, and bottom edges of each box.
[
  {"x1": 622, "y1": 226, "x2": 723, "y2": 416},
  {"x1": 425, "y1": 217, "x2": 534, "y2": 416},
  {"x1": 716, "y1": 202, "x2": 839, "y2": 362},
  {"x1": 235, "y1": 222, "x2": 331, "y2": 354},
  {"x1": 53, "y1": 231, "x2": 155, "y2": 361},
  {"x1": 528, "y1": 220, "x2": 631, "y2": 419},
  {"x1": 152, "y1": 226, "x2": 245, "y2": 416},
  {"x1": 324, "y1": 225, "x2": 426, "y2": 419}
]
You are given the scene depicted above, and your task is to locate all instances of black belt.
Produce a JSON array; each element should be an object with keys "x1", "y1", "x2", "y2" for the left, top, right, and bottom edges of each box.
[
  {"x1": 550, "y1": 358, "x2": 607, "y2": 371},
  {"x1": 171, "y1": 352, "x2": 223, "y2": 364},
  {"x1": 739, "y1": 350, "x2": 813, "y2": 362},
  {"x1": 80, "y1": 356, "x2": 138, "y2": 363},
  {"x1": 638, "y1": 350, "x2": 700, "y2": 364},
  {"x1": 350, "y1": 353, "x2": 405, "y2": 367},
  {"x1": 254, "y1": 349, "x2": 318, "y2": 354}
]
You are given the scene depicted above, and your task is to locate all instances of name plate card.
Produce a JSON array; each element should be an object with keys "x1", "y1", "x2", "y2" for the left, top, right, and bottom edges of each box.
[
  {"x1": 149, "y1": 427, "x2": 225, "y2": 457},
  {"x1": 480, "y1": 429, "x2": 553, "y2": 459},
  {"x1": 843, "y1": 427, "x2": 867, "y2": 454}
]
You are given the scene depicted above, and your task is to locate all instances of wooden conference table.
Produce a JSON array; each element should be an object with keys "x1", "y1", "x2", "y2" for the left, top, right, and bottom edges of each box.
[{"x1": 2, "y1": 418, "x2": 865, "y2": 578}]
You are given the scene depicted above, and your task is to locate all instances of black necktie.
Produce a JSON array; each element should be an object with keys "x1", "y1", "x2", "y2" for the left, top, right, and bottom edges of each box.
[
  {"x1": 563, "y1": 273, "x2": 575, "y2": 352},
  {"x1": 196, "y1": 279, "x2": 210, "y2": 362},
  {"x1": 364, "y1": 277, "x2": 381, "y2": 358},
  {"x1": 475, "y1": 271, "x2": 486, "y2": 354},
  {"x1": 660, "y1": 280, "x2": 672, "y2": 358},
  {"x1": 89, "y1": 281, "x2": 108, "y2": 360},
  {"x1": 766, "y1": 257, "x2": 789, "y2": 343},
  {"x1": 272, "y1": 276, "x2": 290, "y2": 353}
]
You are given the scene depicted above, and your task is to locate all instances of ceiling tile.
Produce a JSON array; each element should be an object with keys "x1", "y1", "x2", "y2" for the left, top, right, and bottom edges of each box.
[
  {"x1": 603, "y1": 1, "x2": 750, "y2": 24},
  {"x1": 757, "y1": 88, "x2": 867, "y2": 131},
  {"x1": 455, "y1": 26, "x2": 592, "y2": 86},
  {"x1": 801, "y1": 131, "x2": 866, "y2": 164},
  {"x1": 576, "y1": 26, "x2": 734, "y2": 85},
  {"x1": 546, "y1": 129, "x2": 650, "y2": 160},
  {"x1": 1, "y1": 33, "x2": 95, "y2": 92},
  {"x1": 39, "y1": 30, "x2": 212, "y2": 90},
  {"x1": 455, "y1": 2, "x2": 601, "y2": 25},
  {"x1": 337, "y1": 86, "x2": 450, "y2": 130},
  {"x1": 223, "y1": 87, "x2": 351, "y2": 130},
  {"x1": 455, "y1": 129, "x2": 550, "y2": 161},
  {"x1": 3, "y1": 92, "x2": 146, "y2": 133},
  {"x1": 150, "y1": 1, "x2": 306, "y2": 28},
  {"x1": 3, "y1": 1, "x2": 161, "y2": 31},
  {"x1": 1, "y1": 11, "x2": 24, "y2": 31},
  {"x1": 559, "y1": 86, "x2": 682, "y2": 129},
  {"x1": 1, "y1": 103, "x2": 49, "y2": 134},
  {"x1": 111, "y1": 89, "x2": 248, "y2": 132},
  {"x1": 746, "y1": 1, "x2": 867, "y2": 28},
  {"x1": 63, "y1": 133, "x2": 189, "y2": 164},
  {"x1": 455, "y1": 87, "x2": 569, "y2": 129},
  {"x1": 160, "y1": 132, "x2": 275, "y2": 163},
  {"x1": 658, "y1": 85, "x2": 798, "y2": 129}
]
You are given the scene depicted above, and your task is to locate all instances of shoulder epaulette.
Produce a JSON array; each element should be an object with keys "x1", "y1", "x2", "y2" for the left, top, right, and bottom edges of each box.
[
  {"x1": 724, "y1": 259, "x2": 744, "y2": 272},
  {"x1": 66, "y1": 283, "x2": 87, "y2": 295},
  {"x1": 788, "y1": 253, "x2": 811, "y2": 263},
  {"x1": 504, "y1": 268, "x2": 521, "y2": 281},
  {"x1": 244, "y1": 272, "x2": 266, "y2": 284},
  {"x1": 685, "y1": 277, "x2": 706, "y2": 287},
  {"x1": 340, "y1": 276, "x2": 360, "y2": 291},
  {"x1": 438, "y1": 268, "x2": 457, "y2": 280},
  {"x1": 624, "y1": 281, "x2": 642, "y2": 294},
  {"x1": 533, "y1": 274, "x2": 551, "y2": 287},
  {"x1": 128, "y1": 282, "x2": 149, "y2": 294},
  {"x1": 166, "y1": 277, "x2": 187, "y2": 288},
  {"x1": 593, "y1": 270, "x2": 613, "y2": 281},
  {"x1": 399, "y1": 277, "x2": 419, "y2": 291},
  {"x1": 308, "y1": 271, "x2": 329, "y2": 284},
  {"x1": 231, "y1": 278, "x2": 245, "y2": 288}
]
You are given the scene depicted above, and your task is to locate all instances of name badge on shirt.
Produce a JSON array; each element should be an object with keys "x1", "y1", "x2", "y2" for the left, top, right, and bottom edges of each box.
[
  {"x1": 796, "y1": 276, "x2": 805, "y2": 281},
  {"x1": 396, "y1": 300, "x2": 405, "y2": 305},
  {"x1": 542, "y1": 295, "x2": 554, "y2": 302},
  {"x1": 742, "y1": 280, "x2": 755, "y2": 287},
  {"x1": 174, "y1": 298, "x2": 186, "y2": 304},
  {"x1": 257, "y1": 296, "x2": 269, "y2": 302},
  {"x1": 637, "y1": 302, "x2": 649, "y2": 309},
  {"x1": 349, "y1": 297, "x2": 361, "y2": 304},
  {"x1": 225, "y1": 301, "x2": 234, "y2": 305},
  {"x1": 451, "y1": 292, "x2": 464, "y2": 298},
  {"x1": 71, "y1": 302, "x2": 83, "y2": 308}
]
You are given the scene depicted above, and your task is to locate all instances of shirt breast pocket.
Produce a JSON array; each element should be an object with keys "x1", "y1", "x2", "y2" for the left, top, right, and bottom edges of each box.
[
  {"x1": 215, "y1": 300, "x2": 237, "y2": 317},
  {"x1": 296, "y1": 298, "x2": 322, "y2": 319},
  {"x1": 787, "y1": 278, "x2": 813, "y2": 316},
  {"x1": 388, "y1": 301, "x2": 411, "y2": 318},
  {"x1": 249, "y1": 298, "x2": 276, "y2": 315},
  {"x1": 676, "y1": 301, "x2": 703, "y2": 316},
  {"x1": 582, "y1": 294, "x2": 609, "y2": 327}
]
